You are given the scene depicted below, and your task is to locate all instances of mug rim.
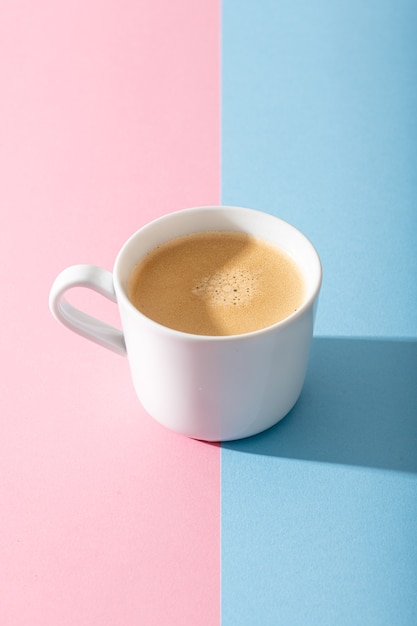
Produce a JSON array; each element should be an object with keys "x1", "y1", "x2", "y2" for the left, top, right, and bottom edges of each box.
[{"x1": 113, "y1": 205, "x2": 322, "y2": 341}]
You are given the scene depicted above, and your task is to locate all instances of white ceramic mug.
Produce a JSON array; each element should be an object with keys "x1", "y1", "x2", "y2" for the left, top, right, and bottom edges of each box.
[{"x1": 49, "y1": 206, "x2": 322, "y2": 441}]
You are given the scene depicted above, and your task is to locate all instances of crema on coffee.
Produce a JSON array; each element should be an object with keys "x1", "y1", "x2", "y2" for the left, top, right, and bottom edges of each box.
[{"x1": 127, "y1": 231, "x2": 305, "y2": 336}]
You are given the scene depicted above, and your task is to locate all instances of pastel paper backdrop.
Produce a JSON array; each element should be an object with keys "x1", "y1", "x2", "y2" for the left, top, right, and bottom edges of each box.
[
  {"x1": 1, "y1": 2, "x2": 220, "y2": 624},
  {"x1": 1, "y1": 0, "x2": 416, "y2": 624},
  {"x1": 221, "y1": 0, "x2": 417, "y2": 624}
]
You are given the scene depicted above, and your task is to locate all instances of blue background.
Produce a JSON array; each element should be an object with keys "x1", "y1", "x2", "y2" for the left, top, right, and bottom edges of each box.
[{"x1": 221, "y1": 0, "x2": 417, "y2": 623}]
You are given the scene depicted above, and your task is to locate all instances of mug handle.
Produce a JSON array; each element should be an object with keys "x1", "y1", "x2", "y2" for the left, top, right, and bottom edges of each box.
[{"x1": 49, "y1": 264, "x2": 127, "y2": 356}]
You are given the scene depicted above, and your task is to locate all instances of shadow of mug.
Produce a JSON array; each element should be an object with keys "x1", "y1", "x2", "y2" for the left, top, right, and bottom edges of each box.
[{"x1": 223, "y1": 337, "x2": 417, "y2": 474}]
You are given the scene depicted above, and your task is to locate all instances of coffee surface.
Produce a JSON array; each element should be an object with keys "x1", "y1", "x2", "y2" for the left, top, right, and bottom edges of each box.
[{"x1": 127, "y1": 231, "x2": 305, "y2": 336}]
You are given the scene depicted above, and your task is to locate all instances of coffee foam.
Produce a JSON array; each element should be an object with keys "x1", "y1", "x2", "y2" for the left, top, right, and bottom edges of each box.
[
  {"x1": 127, "y1": 231, "x2": 305, "y2": 336},
  {"x1": 192, "y1": 268, "x2": 259, "y2": 306}
]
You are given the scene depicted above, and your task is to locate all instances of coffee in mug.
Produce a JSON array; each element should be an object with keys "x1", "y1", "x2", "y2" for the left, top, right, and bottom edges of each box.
[{"x1": 127, "y1": 231, "x2": 305, "y2": 336}]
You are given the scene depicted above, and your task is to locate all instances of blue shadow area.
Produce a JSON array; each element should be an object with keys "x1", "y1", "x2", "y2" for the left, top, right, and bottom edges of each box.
[{"x1": 223, "y1": 337, "x2": 417, "y2": 473}]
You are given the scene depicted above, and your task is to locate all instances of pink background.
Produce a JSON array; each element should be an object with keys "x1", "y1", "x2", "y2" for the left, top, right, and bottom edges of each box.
[{"x1": 0, "y1": 1, "x2": 220, "y2": 624}]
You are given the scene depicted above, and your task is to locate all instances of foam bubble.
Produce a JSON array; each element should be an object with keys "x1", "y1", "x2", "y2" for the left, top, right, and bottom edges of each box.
[{"x1": 192, "y1": 269, "x2": 259, "y2": 306}]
